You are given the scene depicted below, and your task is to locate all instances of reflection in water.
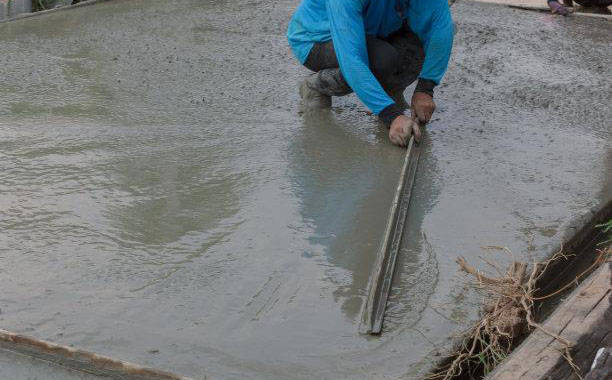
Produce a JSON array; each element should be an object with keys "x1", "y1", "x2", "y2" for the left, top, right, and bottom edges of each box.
[
  {"x1": 288, "y1": 110, "x2": 439, "y2": 324},
  {"x1": 100, "y1": 126, "x2": 250, "y2": 292},
  {"x1": 110, "y1": 153, "x2": 241, "y2": 247}
]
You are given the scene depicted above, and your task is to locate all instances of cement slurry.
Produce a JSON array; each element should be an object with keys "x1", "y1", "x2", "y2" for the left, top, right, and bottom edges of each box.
[{"x1": 0, "y1": 1, "x2": 610, "y2": 379}]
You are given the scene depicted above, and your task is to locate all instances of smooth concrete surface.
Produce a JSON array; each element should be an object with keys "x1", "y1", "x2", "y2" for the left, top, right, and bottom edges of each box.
[{"x1": 0, "y1": 1, "x2": 610, "y2": 379}]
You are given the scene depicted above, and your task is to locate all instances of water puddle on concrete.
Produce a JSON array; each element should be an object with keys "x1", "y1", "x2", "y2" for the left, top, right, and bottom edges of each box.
[{"x1": 0, "y1": 0, "x2": 610, "y2": 379}]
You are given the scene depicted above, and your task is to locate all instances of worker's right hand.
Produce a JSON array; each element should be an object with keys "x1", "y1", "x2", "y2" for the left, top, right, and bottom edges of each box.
[{"x1": 389, "y1": 115, "x2": 421, "y2": 147}]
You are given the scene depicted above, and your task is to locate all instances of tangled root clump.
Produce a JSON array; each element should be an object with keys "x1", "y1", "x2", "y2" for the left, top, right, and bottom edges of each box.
[{"x1": 427, "y1": 245, "x2": 609, "y2": 380}]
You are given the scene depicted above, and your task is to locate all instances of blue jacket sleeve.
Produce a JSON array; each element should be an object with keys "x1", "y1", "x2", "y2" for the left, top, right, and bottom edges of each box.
[
  {"x1": 326, "y1": 0, "x2": 395, "y2": 115},
  {"x1": 408, "y1": 0, "x2": 454, "y2": 85}
]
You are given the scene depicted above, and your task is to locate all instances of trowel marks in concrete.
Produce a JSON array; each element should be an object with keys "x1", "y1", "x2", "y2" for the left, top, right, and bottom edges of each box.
[{"x1": 0, "y1": 0, "x2": 610, "y2": 379}]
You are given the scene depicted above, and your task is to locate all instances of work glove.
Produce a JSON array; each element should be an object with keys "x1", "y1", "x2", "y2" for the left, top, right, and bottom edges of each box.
[
  {"x1": 411, "y1": 92, "x2": 436, "y2": 126},
  {"x1": 389, "y1": 115, "x2": 422, "y2": 147}
]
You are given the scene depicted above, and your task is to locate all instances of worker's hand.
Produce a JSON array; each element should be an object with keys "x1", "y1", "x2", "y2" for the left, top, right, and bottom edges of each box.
[
  {"x1": 411, "y1": 92, "x2": 436, "y2": 125},
  {"x1": 389, "y1": 115, "x2": 421, "y2": 147}
]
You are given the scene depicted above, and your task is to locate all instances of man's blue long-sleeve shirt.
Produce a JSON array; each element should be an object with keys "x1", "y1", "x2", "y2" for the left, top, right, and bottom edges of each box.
[{"x1": 287, "y1": 0, "x2": 453, "y2": 115}]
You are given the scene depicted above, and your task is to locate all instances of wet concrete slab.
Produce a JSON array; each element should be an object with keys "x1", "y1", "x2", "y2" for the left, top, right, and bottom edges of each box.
[{"x1": 0, "y1": 0, "x2": 610, "y2": 379}]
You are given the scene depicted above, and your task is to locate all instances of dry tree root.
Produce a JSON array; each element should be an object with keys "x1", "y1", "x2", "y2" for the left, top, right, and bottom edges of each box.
[{"x1": 427, "y1": 246, "x2": 610, "y2": 380}]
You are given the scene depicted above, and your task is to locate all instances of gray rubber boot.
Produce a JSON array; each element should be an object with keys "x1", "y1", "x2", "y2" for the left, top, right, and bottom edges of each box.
[
  {"x1": 299, "y1": 78, "x2": 332, "y2": 110},
  {"x1": 299, "y1": 68, "x2": 352, "y2": 111}
]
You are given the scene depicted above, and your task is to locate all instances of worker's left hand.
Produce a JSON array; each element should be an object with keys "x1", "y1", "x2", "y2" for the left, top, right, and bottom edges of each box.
[
  {"x1": 411, "y1": 92, "x2": 436, "y2": 125},
  {"x1": 389, "y1": 115, "x2": 421, "y2": 147}
]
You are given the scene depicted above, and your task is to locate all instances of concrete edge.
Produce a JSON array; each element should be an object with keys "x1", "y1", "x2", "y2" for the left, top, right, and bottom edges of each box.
[
  {"x1": 482, "y1": 199, "x2": 612, "y2": 379},
  {"x1": 0, "y1": 0, "x2": 113, "y2": 24},
  {"x1": 486, "y1": 261, "x2": 611, "y2": 379},
  {"x1": 0, "y1": 329, "x2": 197, "y2": 380},
  {"x1": 535, "y1": 198, "x2": 612, "y2": 298},
  {"x1": 508, "y1": 4, "x2": 612, "y2": 20},
  {"x1": 424, "y1": 197, "x2": 612, "y2": 378}
]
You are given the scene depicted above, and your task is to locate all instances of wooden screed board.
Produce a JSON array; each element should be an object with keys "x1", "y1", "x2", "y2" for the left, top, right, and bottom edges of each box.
[{"x1": 360, "y1": 136, "x2": 422, "y2": 335}]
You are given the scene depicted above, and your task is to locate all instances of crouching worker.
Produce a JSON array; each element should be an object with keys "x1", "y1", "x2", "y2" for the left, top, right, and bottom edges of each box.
[{"x1": 287, "y1": 0, "x2": 454, "y2": 146}]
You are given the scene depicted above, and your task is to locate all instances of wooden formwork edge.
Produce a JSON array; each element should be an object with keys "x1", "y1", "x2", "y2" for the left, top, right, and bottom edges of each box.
[
  {"x1": 507, "y1": 3, "x2": 612, "y2": 20},
  {"x1": 463, "y1": 0, "x2": 612, "y2": 20},
  {"x1": 535, "y1": 198, "x2": 612, "y2": 298},
  {"x1": 483, "y1": 198, "x2": 612, "y2": 379},
  {"x1": 0, "y1": 329, "x2": 196, "y2": 380},
  {"x1": 0, "y1": 0, "x2": 113, "y2": 24},
  {"x1": 486, "y1": 262, "x2": 611, "y2": 379}
]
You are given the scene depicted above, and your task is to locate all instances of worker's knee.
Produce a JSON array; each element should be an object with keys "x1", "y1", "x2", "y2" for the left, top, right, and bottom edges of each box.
[{"x1": 366, "y1": 36, "x2": 399, "y2": 80}]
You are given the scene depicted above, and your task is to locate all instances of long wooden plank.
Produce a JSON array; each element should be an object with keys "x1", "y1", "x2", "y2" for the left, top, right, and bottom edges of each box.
[
  {"x1": 360, "y1": 136, "x2": 421, "y2": 335},
  {"x1": 0, "y1": 0, "x2": 111, "y2": 24},
  {"x1": 464, "y1": 0, "x2": 612, "y2": 20},
  {"x1": 487, "y1": 261, "x2": 611, "y2": 379},
  {"x1": 0, "y1": 329, "x2": 194, "y2": 380},
  {"x1": 507, "y1": 4, "x2": 612, "y2": 20}
]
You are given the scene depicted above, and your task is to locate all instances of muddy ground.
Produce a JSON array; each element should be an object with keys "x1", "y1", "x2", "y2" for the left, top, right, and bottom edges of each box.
[{"x1": 0, "y1": 0, "x2": 610, "y2": 379}]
